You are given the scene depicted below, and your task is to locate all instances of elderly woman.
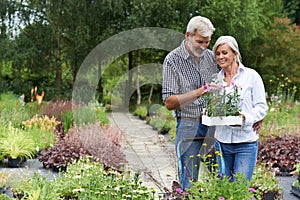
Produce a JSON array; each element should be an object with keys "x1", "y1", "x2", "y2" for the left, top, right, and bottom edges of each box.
[{"x1": 212, "y1": 36, "x2": 268, "y2": 181}]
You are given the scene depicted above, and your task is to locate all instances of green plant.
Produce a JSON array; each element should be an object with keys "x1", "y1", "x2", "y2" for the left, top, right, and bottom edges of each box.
[
  {"x1": 62, "y1": 109, "x2": 73, "y2": 132},
  {"x1": 250, "y1": 163, "x2": 283, "y2": 199},
  {"x1": 0, "y1": 92, "x2": 19, "y2": 109},
  {"x1": 260, "y1": 74, "x2": 299, "y2": 138},
  {"x1": 204, "y1": 78, "x2": 242, "y2": 117},
  {"x1": 186, "y1": 155, "x2": 254, "y2": 200},
  {"x1": 149, "y1": 117, "x2": 165, "y2": 130},
  {"x1": 268, "y1": 74, "x2": 297, "y2": 105},
  {"x1": 0, "y1": 194, "x2": 10, "y2": 200},
  {"x1": 0, "y1": 172, "x2": 9, "y2": 188},
  {"x1": 134, "y1": 105, "x2": 148, "y2": 119},
  {"x1": 292, "y1": 162, "x2": 300, "y2": 187},
  {"x1": 22, "y1": 114, "x2": 58, "y2": 151},
  {"x1": 95, "y1": 106, "x2": 110, "y2": 126},
  {"x1": 294, "y1": 162, "x2": 300, "y2": 174},
  {"x1": 53, "y1": 157, "x2": 156, "y2": 199},
  {"x1": 0, "y1": 123, "x2": 36, "y2": 159},
  {"x1": 11, "y1": 172, "x2": 62, "y2": 200}
]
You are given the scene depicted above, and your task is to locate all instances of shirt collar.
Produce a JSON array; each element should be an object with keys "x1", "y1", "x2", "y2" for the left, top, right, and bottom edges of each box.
[
  {"x1": 220, "y1": 61, "x2": 245, "y2": 77},
  {"x1": 180, "y1": 40, "x2": 190, "y2": 59}
]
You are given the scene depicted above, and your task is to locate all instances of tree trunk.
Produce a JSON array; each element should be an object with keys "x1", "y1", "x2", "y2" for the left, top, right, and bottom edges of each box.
[
  {"x1": 148, "y1": 84, "x2": 154, "y2": 104},
  {"x1": 55, "y1": 48, "x2": 62, "y2": 93},
  {"x1": 96, "y1": 60, "x2": 103, "y2": 101},
  {"x1": 136, "y1": 50, "x2": 141, "y2": 106},
  {"x1": 125, "y1": 51, "x2": 133, "y2": 107}
]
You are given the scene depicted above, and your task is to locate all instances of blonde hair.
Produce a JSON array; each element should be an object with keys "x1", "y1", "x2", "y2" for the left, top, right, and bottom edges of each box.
[
  {"x1": 212, "y1": 36, "x2": 242, "y2": 63},
  {"x1": 186, "y1": 16, "x2": 215, "y2": 37}
]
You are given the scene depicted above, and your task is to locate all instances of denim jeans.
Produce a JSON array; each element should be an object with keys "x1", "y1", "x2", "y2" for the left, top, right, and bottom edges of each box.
[
  {"x1": 175, "y1": 119, "x2": 209, "y2": 189},
  {"x1": 218, "y1": 141, "x2": 258, "y2": 181}
]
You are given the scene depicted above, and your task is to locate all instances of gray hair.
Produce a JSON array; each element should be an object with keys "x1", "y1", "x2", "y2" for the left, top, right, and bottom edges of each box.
[
  {"x1": 212, "y1": 36, "x2": 242, "y2": 63},
  {"x1": 186, "y1": 16, "x2": 215, "y2": 37}
]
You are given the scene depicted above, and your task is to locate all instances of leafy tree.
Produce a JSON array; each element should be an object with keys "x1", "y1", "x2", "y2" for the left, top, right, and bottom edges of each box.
[
  {"x1": 198, "y1": 0, "x2": 283, "y2": 49},
  {"x1": 283, "y1": 0, "x2": 300, "y2": 25},
  {"x1": 257, "y1": 17, "x2": 300, "y2": 98}
]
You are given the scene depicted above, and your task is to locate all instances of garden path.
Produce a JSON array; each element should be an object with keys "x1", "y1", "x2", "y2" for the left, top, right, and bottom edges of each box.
[{"x1": 108, "y1": 112, "x2": 178, "y2": 196}]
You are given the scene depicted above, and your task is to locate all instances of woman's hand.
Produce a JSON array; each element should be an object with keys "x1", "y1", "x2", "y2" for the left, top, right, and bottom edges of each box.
[{"x1": 253, "y1": 119, "x2": 263, "y2": 134}]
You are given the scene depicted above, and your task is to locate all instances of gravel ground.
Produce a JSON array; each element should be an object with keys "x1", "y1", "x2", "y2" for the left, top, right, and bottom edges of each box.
[{"x1": 278, "y1": 175, "x2": 300, "y2": 200}]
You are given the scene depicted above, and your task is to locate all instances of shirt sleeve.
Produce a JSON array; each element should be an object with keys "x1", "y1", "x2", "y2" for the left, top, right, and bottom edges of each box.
[
  {"x1": 241, "y1": 71, "x2": 268, "y2": 126},
  {"x1": 162, "y1": 57, "x2": 178, "y2": 103}
]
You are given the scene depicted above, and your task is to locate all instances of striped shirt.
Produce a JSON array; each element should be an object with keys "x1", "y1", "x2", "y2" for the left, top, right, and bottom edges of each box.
[
  {"x1": 162, "y1": 40, "x2": 220, "y2": 118},
  {"x1": 214, "y1": 64, "x2": 268, "y2": 143}
]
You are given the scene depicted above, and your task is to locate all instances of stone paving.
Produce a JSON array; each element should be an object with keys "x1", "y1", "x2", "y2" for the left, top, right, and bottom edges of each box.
[{"x1": 109, "y1": 112, "x2": 177, "y2": 196}]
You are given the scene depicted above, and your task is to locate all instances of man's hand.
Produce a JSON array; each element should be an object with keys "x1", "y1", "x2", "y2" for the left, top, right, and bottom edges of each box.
[{"x1": 253, "y1": 119, "x2": 263, "y2": 134}]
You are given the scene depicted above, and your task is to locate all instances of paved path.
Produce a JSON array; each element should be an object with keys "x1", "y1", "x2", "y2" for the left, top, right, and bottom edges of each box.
[{"x1": 109, "y1": 112, "x2": 177, "y2": 197}]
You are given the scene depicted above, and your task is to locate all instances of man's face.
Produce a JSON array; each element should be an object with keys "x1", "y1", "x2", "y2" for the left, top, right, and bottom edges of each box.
[{"x1": 186, "y1": 29, "x2": 211, "y2": 57}]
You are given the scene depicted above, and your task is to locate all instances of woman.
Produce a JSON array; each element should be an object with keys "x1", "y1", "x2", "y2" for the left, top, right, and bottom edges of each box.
[{"x1": 212, "y1": 36, "x2": 268, "y2": 181}]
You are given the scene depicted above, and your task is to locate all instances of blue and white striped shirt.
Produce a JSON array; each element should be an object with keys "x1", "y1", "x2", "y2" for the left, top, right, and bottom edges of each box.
[
  {"x1": 162, "y1": 40, "x2": 220, "y2": 118},
  {"x1": 214, "y1": 64, "x2": 268, "y2": 143}
]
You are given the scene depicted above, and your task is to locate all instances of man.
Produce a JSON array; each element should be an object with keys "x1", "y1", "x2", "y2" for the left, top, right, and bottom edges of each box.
[{"x1": 162, "y1": 16, "x2": 219, "y2": 189}]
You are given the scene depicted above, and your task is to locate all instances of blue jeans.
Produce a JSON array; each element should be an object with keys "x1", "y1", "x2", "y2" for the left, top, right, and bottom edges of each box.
[
  {"x1": 218, "y1": 141, "x2": 258, "y2": 181},
  {"x1": 175, "y1": 119, "x2": 208, "y2": 189}
]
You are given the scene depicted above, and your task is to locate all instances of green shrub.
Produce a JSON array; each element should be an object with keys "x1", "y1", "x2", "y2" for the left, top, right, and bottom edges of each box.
[
  {"x1": 96, "y1": 106, "x2": 110, "y2": 126},
  {"x1": 0, "y1": 124, "x2": 36, "y2": 159},
  {"x1": 0, "y1": 92, "x2": 19, "y2": 109},
  {"x1": 12, "y1": 157, "x2": 156, "y2": 199},
  {"x1": 149, "y1": 117, "x2": 165, "y2": 130},
  {"x1": 62, "y1": 110, "x2": 73, "y2": 133},
  {"x1": 134, "y1": 105, "x2": 148, "y2": 119},
  {"x1": 21, "y1": 115, "x2": 59, "y2": 151},
  {"x1": 54, "y1": 157, "x2": 156, "y2": 199},
  {"x1": 10, "y1": 172, "x2": 62, "y2": 200}
]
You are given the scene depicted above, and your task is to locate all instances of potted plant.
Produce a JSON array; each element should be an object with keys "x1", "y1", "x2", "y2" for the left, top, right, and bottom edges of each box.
[
  {"x1": 0, "y1": 124, "x2": 36, "y2": 167},
  {"x1": 250, "y1": 164, "x2": 283, "y2": 200},
  {"x1": 202, "y1": 79, "x2": 243, "y2": 126},
  {"x1": 291, "y1": 162, "x2": 300, "y2": 197},
  {"x1": 185, "y1": 163, "x2": 254, "y2": 199},
  {"x1": 0, "y1": 172, "x2": 9, "y2": 193}
]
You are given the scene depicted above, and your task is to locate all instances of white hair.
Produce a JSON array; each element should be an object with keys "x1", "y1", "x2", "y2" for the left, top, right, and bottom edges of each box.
[
  {"x1": 186, "y1": 16, "x2": 215, "y2": 37},
  {"x1": 212, "y1": 36, "x2": 242, "y2": 63}
]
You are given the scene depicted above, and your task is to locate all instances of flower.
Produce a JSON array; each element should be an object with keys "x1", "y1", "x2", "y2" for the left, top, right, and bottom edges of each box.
[
  {"x1": 248, "y1": 187, "x2": 256, "y2": 193},
  {"x1": 204, "y1": 77, "x2": 242, "y2": 117},
  {"x1": 218, "y1": 197, "x2": 225, "y2": 200},
  {"x1": 176, "y1": 187, "x2": 184, "y2": 194}
]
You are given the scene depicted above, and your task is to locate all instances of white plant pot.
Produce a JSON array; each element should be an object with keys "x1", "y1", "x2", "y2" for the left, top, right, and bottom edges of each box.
[{"x1": 202, "y1": 114, "x2": 243, "y2": 126}]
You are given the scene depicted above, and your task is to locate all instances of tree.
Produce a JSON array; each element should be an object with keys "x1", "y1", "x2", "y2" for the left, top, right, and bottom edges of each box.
[
  {"x1": 257, "y1": 17, "x2": 300, "y2": 98},
  {"x1": 283, "y1": 0, "x2": 300, "y2": 25},
  {"x1": 197, "y1": 0, "x2": 286, "y2": 74}
]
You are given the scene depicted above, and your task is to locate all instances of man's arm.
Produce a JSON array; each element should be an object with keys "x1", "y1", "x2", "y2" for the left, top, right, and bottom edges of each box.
[{"x1": 164, "y1": 87, "x2": 206, "y2": 110}]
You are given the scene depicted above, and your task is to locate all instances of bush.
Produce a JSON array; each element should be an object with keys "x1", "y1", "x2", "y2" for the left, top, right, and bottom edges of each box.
[
  {"x1": 12, "y1": 157, "x2": 156, "y2": 200},
  {"x1": 61, "y1": 110, "x2": 73, "y2": 133},
  {"x1": 257, "y1": 135, "x2": 300, "y2": 174},
  {"x1": 134, "y1": 105, "x2": 148, "y2": 119},
  {"x1": 42, "y1": 100, "x2": 73, "y2": 121},
  {"x1": 22, "y1": 115, "x2": 59, "y2": 151},
  {"x1": 38, "y1": 122, "x2": 126, "y2": 172}
]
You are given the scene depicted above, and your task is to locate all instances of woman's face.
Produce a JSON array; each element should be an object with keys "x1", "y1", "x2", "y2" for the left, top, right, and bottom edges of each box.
[
  {"x1": 215, "y1": 43, "x2": 237, "y2": 69},
  {"x1": 186, "y1": 29, "x2": 211, "y2": 57}
]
